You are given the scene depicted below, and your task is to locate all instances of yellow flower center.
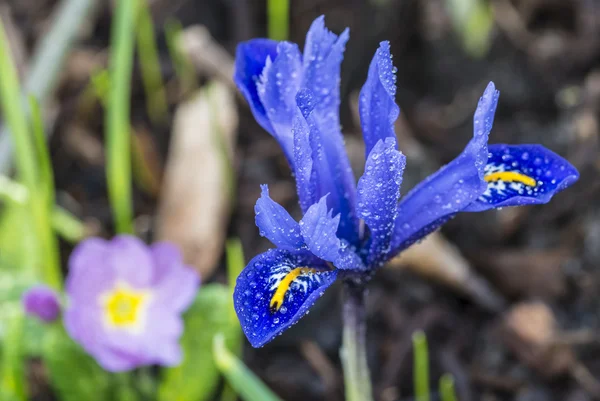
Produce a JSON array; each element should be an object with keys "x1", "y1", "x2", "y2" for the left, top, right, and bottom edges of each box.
[{"x1": 100, "y1": 283, "x2": 150, "y2": 330}]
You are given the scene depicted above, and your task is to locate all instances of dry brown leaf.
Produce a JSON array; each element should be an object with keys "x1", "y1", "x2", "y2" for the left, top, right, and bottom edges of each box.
[
  {"x1": 179, "y1": 25, "x2": 235, "y2": 88},
  {"x1": 501, "y1": 301, "x2": 575, "y2": 378},
  {"x1": 155, "y1": 81, "x2": 237, "y2": 279},
  {"x1": 388, "y1": 231, "x2": 506, "y2": 312}
]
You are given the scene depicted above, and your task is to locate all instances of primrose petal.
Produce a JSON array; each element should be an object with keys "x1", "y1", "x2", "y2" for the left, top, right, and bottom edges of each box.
[
  {"x1": 65, "y1": 236, "x2": 199, "y2": 371},
  {"x1": 234, "y1": 249, "x2": 337, "y2": 347},
  {"x1": 22, "y1": 285, "x2": 61, "y2": 323}
]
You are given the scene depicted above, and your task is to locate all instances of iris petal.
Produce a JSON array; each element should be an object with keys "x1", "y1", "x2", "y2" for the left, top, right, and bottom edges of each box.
[
  {"x1": 357, "y1": 137, "x2": 406, "y2": 266},
  {"x1": 300, "y1": 195, "x2": 365, "y2": 270},
  {"x1": 295, "y1": 89, "x2": 359, "y2": 245},
  {"x1": 388, "y1": 82, "x2": 500, "y2": 256},
  {"x1": 296, "y1": 17, "x2": 359, "y2": 245},
  {"x1": 255, "y1": 185, "x2": 304, "y2": 250},
  {"x1": 233, "y1": 249, "x2": 337, "y2": 347},
  {"x1": 233, "y1": 39, "x2": 279, "y2": 135},
  {"x1": 463, "y1": 144, "x2": 579, "y2": 211},
  {"x1": 359, "y1": 41, "x2": 400, "y2": 156},
  {"x1": 257, "y1": 42, "x2": 303, "y2": 163}
]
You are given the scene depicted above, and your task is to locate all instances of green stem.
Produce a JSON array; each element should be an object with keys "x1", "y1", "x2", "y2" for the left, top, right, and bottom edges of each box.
[
  {"x1": 106, "y1": 0, "x2": 137, "y2": 234},
  {"x1": 341, "y1": 281, "x2": 373, "y2": 401}
]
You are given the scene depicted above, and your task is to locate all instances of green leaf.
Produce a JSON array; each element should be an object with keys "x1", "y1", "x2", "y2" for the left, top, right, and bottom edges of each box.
[
  {"x1": 213, "y1": 334, "x2": 283, "y2": 401},
  {"x1": 158, "y1": 284, "x2": 241, "y2": 401},
  {"x1": 44, "y1": 325, "x2": 114, "y2": 401},
  {"x1": 0, "y1": 312, "x2": 26, "y2": 401}
]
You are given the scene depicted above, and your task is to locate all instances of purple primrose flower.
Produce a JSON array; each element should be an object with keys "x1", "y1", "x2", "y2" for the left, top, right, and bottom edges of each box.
[
  {"x1": 22, "y1": 285, "x2": 61, "y2": 323},
  {"x1": 233, "y1": 16, "x2": 579, "y2": 347},
  {"x1": 64, "y1": 236, "x2": 200, "y2": 372}
]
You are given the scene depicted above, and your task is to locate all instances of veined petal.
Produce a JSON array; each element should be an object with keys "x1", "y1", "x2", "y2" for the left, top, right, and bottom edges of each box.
[
  {"x1": 233, "y1": 249, "x2": 337, "y2": 347},
  {"x1": 233, "y1": 39, "x2": 279, "y2": 135},
  {"x1": 257, "y1": 42, "x2": 303, "y2": 163},
  {"x1": 388, "y1": 82, "x2": 500, "y2": 256},
  {"x1": 255, "y1": 185, "x2": 304, "y2": 250},
  {"x1": 295, "y1": 89, "x2": 359, "y2": 244},
  {"x1": 300, "y1": 196, "x2": 365, "y2": 270},
  {"x1": 463, "y1": 144, "x2": 579, "y2": 211},
  {"x1": 359, "y1": 41, "x2": 400, "y2": 156},
  {"x1": 357, "y1": 137, "x2": 406, "y2": 267}
]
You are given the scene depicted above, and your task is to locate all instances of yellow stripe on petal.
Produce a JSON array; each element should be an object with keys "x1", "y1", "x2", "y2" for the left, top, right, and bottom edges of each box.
[
  {"x1": 269, "y1": 267, "x2": 318, "y2": 313},
  {"x1": 484, "y1": 171, "x2": 536, "y2": 187}
]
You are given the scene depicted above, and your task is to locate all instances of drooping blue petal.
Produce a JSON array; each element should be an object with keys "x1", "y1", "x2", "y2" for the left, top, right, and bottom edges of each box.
[
  {"x1": 234, "y1": 39, "x2": 279, "y2": 135},
  {"x1": 233, "y1": 249, "x2": 337, "y2": 347},
  {"x1": 463, "y1": 144, "x2": 579, "y2": 211},
  {"x1": 388, "y1": 82, "x2": 500, "y2": 257},
  {"x1": 255, "y1": 185, "x2": 304, "y2": 250},
  {"x1": 295, "y1": 89, "x2": 359, "y2": 245},
  {"x1": 299, "y1": 195, "x2": 365, "y2": 270},
  {"x1": 357, "y1": 137, "x2": 406, "y2": 267},
  {"x1": 257, "y1": 42, "x2": 303, "y2": 163},
  {"x1": 358, "y1": 41, "x2": 400, "y2": 156}
]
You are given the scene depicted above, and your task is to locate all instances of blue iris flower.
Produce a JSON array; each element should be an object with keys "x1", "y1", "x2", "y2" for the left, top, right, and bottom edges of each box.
[{"x1": 233, "y1": 16, "x2": 579, "y2": 347}]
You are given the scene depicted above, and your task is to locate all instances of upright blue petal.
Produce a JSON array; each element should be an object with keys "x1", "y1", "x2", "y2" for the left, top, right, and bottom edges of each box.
[
  {"x1": 295, "y1": 89, "x2": 359, "y2": 245},
  {"x1": 295, "y1": 17, "x2": 359, "y2": 245},
  {"x1": 388, "y1": 82, "x2": 500, "y2": 256},
  {"x1": 463, "y1": 144, "x2": 579, "y2": 211},
  {"x1": 234, "y1": 249, "x2": 337, "y2": 347},
  {"x1": 300, "y1": 195, "x2": 365, "y2": 271},
  {"x1": 255, "y1": 185, "x2": 304, "y2": 250},
  {"x1": 257, "y1": 42, "x2": 303, "y2": 163},
  {"x1": 292, "y1": 93, "x2": 317, "y2": 211},
  {"x1": 299, "y1": 195, "x2": 341, "y2": 261},
  {"x1": 357, "y1": 137, "x2": 406, "y2": 267},
  {"x1": 359, "y1": 41, "x2": 400, "y2": 156},
  {"x1": 234, "y1": 39, "x2": 279, "y2": 135}
]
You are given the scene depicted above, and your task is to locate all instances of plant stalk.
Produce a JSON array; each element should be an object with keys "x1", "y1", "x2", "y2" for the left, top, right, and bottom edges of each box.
[{"x1": 341, "y1": 280, "x2": 373, "y2": 401}]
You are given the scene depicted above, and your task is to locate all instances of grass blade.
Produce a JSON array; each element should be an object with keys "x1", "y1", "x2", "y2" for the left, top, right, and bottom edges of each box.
[
  {"x1": 413, "y1": 331, "x2": 430, "y2": 401},
  {"x1": 267, "y1": 0, "x2": 289, "y2": 40},
  {"x1": 0, "y1": 18, "x2": 61, "y2": 288},
  {"x1": 213, "y1": 334, "x2": 283, "y2": 401},
  {"x1": 439, "y1": 374, "x2": 458, "y2": 401},
  {"x1": 106, "y1": 0, "x2": 138, "y2": 234},
  {"x1": 136, "y1": 0, "x2": 168, "y2": 124}
]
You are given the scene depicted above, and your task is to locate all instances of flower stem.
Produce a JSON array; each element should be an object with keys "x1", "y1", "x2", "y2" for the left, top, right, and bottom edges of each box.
[{"x1": 341, "y1": 280, "x2": 373, "y2": 401}]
